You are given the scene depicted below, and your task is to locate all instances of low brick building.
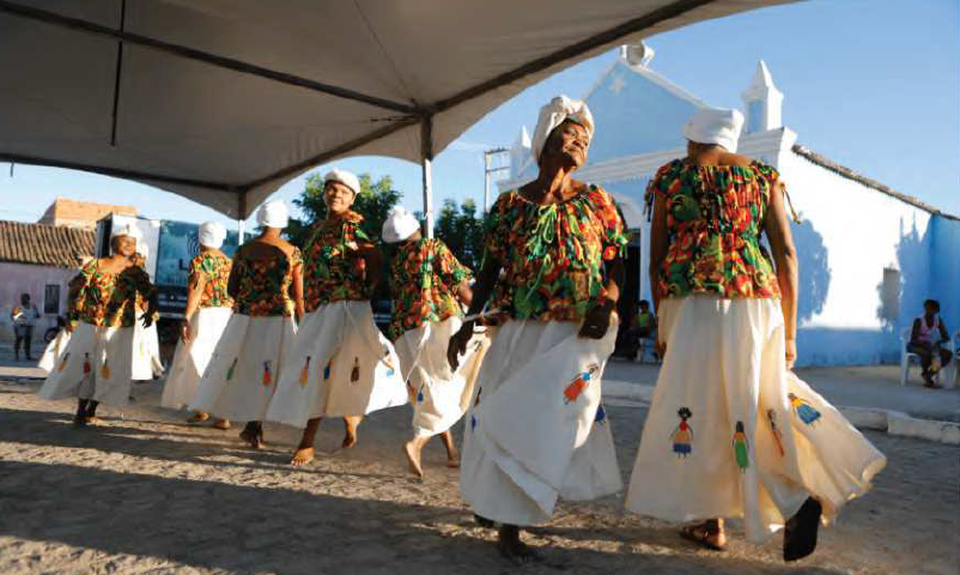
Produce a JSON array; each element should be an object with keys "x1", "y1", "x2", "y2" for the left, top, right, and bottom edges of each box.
[
  {"x1": 38, "y1": 198, "x2": 137, "y2": 230},
  {"x1": 0, "y1": 220, "x2": 95, "y2": 341}
]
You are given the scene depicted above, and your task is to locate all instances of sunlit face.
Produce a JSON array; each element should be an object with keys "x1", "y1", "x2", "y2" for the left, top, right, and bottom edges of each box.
[
  {"x1": 543, "y1": 120, "x2": 590, "y2": 168},
  {"x1": 112, "y1": 235, "x2": 137, "y2": 257},
  {"x1": 324, "y1": 181, "x2": 356, "y2": 215}
]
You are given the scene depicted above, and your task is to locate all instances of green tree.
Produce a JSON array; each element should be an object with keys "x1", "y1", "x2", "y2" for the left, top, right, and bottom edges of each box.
[
  {"x1": 434, "y1": 198, "x2": 487, "y2": 273},
  {"x1": 287, "y1": 172, "x2": 403, "y2": 247}
]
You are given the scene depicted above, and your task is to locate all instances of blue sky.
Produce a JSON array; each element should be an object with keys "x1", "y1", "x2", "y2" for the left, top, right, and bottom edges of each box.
[{"x1": 2, "y1": 0, "x2": 957, "y2": 227}]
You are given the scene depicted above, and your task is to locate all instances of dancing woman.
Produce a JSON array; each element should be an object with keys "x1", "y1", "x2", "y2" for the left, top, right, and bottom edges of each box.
[
  {"x1": 266, "y1": 169, "x2": 406, "y2": 466},
  {"x1": 38, "y1": 225, "x2": 158, "y2": 426},
  {"x1": 382, "y1": 206, "x2": 486, "y2": 478},
  {"x1": 161, "y1": 222, "x2": 234, "y2": 428},
  {"x1": 448, "y1": 96, "x2": 626, "y2": 562},
  {"x1": 191, "y1": 201, "x2": 304, "y2": 449},
  {"x1": 625, "y1": 108, "x2": 886, "y2": 561}
]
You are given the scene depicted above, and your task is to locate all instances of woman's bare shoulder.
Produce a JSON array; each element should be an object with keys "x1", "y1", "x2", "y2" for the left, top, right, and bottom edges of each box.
[{"x1": 717, "y1": 152, "x2": 754, "y2": 168}]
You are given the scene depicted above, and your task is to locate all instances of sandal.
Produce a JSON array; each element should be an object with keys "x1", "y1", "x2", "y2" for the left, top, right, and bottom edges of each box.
[
  {"x1": 783, "y1": 497, "x2": 822, "y2": 562},
  {"x1": 680, "y1": 520, "x2": 726, "y2": 551}
]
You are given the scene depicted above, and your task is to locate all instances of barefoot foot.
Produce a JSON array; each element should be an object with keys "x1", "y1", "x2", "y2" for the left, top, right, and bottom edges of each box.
[
  {"x1": 186, "y1": 412, "x2": 209, "y2": 425},
  {"x1": 403, "y1": 441, "x2": 424, "y2": 478},
  {"x1": 446, "y1": 447, "x2": 461, "y2": 468},
  {"x1": 342, "y1": 424, "x2": 358, "y2": 449},
  {"x1": 290, "y1": 447, "x2": 315, "y2": 467},
  {"x1": 212, "y1": 419, "x2": 231, "y2": 430}
]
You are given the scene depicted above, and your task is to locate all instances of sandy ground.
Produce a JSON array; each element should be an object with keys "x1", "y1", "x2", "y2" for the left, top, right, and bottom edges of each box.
[{"x1": 0, "y1": 379, "x2": 957, "y2": 575}]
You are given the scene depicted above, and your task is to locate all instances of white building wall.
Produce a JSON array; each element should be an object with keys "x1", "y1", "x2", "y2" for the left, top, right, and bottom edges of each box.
[{"x1": 778, "y1": 152, "x2": 931, "y2": 330}]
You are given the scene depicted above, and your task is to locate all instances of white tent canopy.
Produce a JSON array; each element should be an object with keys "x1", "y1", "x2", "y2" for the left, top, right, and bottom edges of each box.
[{"x1": 0, "y1": 0, "x2": 798, "y2": 228}]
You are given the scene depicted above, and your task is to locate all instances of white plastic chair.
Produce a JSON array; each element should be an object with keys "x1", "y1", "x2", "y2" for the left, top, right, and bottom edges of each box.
[{"x1": 899, "y1": 327, "x2": 921, "y2": 386}]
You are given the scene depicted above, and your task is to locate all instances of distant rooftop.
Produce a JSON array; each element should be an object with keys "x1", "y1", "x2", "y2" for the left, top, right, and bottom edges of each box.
[
  {"x1": 38, "y1": 197, "x2": 137, "y2": 230},
  {"x1": 0, "y1": 220, "x2": 95, "y2": 268}
]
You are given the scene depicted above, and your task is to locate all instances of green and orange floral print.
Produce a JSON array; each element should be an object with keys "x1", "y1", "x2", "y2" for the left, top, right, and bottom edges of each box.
[
  {"x1": 484, "y1": 184, "x2": 627, "y2": 323},
  {"x1": 66, "y1": 260, "x2": 156, "y2": 328},
  {"x1": 189, "y1": 252, "x2": 234, "y2": 309},
  {"x1": 232, "y1": 248, "x2": 302, "y2": 317},
  {"x1": 302, "y1": 211, "x2": 376, "y2": 312},
  {"x1": 388, "y1": 237, "x2": 472, "y2": 341},
  {"x1": 645, "y1": 159, "x2": 783, "y2": 300}
]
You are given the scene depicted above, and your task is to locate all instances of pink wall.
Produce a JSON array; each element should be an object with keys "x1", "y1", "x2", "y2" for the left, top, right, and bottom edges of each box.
[{"x1": 0, "y1": 262, "x2": 78, "y2": 342}]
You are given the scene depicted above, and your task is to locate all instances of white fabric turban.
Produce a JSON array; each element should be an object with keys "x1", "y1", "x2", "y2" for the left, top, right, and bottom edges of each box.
[
  {"x1": 381, "y1": 206, "x2": 420, "y2": 244},
  {"x1": 324, "y1": 168, "x2": 360, "y2": 196},
  {"x1": 682, "y1": 108, "x2": 745, "y2": 153},
  {"x1": 531, "y1": 95, "x2": 595, "y2": 164},
  {"x1": 256, "y1": 200, "x2": 289, "y2": 229},
  {"x1": 199, "y1": 221, "x2": 227, "y2": 249}
]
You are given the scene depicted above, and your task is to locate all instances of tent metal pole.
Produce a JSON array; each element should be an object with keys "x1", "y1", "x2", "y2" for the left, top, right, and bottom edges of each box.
[
  {"x1": 420, "y1": 115, "x2": 434, "y2": 239},
  {"x1": 237, "y1": 190, "x2": 247, "y2": 244}
]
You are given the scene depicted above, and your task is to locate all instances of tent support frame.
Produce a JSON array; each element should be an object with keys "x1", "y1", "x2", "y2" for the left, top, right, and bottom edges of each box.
[
  {"x1": 0, "y1": 0, "x2": 723, "y2": 226},
  {"x1": 420, "y1": 115, "x2": 435, "y2": 238}
]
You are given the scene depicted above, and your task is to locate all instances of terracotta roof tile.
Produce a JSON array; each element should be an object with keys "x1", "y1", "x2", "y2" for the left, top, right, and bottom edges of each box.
[{"x1": 0, "y1": 220, "x2": 95, "y2": 268}]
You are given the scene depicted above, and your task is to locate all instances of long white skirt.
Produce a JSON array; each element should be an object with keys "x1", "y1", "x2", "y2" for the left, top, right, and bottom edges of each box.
[
  {"x1": 266, "y1": 301, "x2": 407, "y2": 427},
  {"x1": 37, "y1": 321, "x2": 136, "y2": 407},
  {"x1": 460, "y1": 319, "x2": 623, "y2": 526},
  {"x1": 131, "y1": 320, "x2": 164, "y2": 380},
  {"x1": 161, "y1": 307, "x2": 233, "y2": 410},
  {"x1": 625, "y1": 296, "x2": 887, "y2": 543},
  {"x1": 38, "y1": 329, "x2": 71, "y2": 373},
  {"x1": 395, "y1": 317, "x2": 491, "y2": 437},
  {"x1": 190, "y1": 314, "x2": 297, "y2": 422}
]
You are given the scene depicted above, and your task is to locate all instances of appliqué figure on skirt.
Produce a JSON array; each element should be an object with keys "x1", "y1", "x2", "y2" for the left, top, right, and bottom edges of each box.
[
  {"x1": 262, "y1": 360, "x2": 273, "y2": 386},
  {"x1": 595, "y1": 403, "x2": 607, "y2": 426},
  {"x1": 671, "y1": 407, "x2": 693, "y2": 458},
  {"x1": 299, "y1": 356, "x2": 311, "y2": 386},
  {"x1": 767, "y1": 409, "x2": 785, "y2": 456},
  {"x1": 350, "y1": 357, "x2": 360, "y2": 383},
  {"x1": 563, "y1": 364, "x2": 600, "y2": 404},
  {"x1": 733, "y1": 421, "x2": 749, "y2": 472},
  {"x1": 788, "y1": 393, "x2": 821, "y2": 426}
]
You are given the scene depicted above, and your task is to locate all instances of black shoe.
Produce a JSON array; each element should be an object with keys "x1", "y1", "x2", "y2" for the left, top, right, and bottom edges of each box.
[{"x1": 784, "y1": 497, "x2": 822, "y2": 562}]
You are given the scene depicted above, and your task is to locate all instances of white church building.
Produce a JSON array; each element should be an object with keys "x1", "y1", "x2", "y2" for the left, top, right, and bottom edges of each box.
[{"x1": 498, "y1": 44, "x2": 960, "y2": 367}]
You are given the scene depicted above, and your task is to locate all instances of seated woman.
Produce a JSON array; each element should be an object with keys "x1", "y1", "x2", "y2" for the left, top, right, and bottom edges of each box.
[{"x1": 908, "y1": 299, "x2": 951, "y2": 388}]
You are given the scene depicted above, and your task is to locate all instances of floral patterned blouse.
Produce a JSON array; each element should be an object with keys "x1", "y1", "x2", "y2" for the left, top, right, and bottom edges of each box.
[
  {"x1": 67, "y1": 259, "x2": 156, "y2": 328},
  {"x1": 189, "y1": 252, "x2": 234, "y2": 309},
  {"x1": 645, "y1": 159, "x2": 782, "y2": 300},
  {"x1": 388, "y1": 238, "x2": 473, "y2": 340},
  {"x1": 485, "y1": 184, "x2": 628, "y2": 323},
  {"x1": 302, "y1": 211, "x2": 376, "y2": 313},
  {"x1": 231, "y1": 246, "x2": 303, "y2": 317}
]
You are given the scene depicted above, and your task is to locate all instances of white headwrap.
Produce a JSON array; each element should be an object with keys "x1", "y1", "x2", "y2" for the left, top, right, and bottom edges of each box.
[
  {"x1": 682, "y1": 108, "x2": 745, "y2": 153},
  {"x1": 381, "y1": 206, "x2": 420, "y2": 244},
  {"x1": 256, "y1": 200, "x2": 289, "y2": 229},
  {"x1": 199, "y1": 221, "x2": 227, "y2": 249},
  {"x1": 531, "y1": 95, "x2": 595, "y2": 164},
  {"x1": 324, "y1": 168, "x2": 360, "y2": 196}
]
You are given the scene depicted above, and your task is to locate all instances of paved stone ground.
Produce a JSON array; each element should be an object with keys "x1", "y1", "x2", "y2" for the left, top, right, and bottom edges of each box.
[{"x1": 1, "y1": 379, "x2": 957, "y2": 575}]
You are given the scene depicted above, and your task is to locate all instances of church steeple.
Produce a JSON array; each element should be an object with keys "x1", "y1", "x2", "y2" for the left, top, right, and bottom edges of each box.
[
  {"x1": 509, "y1": 126, "x2": 531, "y2": 178},
  {"x1": 740, "y1": 60, "x2": 783, "y2": 133}
]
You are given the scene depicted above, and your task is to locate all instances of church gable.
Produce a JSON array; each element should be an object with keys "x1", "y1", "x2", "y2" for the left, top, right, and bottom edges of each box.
[{"x1": 585, "y1": 59, "x2": 706, "y2": 164}]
